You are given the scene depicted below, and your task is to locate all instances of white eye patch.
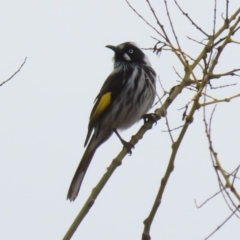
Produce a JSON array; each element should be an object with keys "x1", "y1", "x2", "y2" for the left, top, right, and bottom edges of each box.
[{"x1": 123, "y1": 53, "x2": 131, "y2": 61}]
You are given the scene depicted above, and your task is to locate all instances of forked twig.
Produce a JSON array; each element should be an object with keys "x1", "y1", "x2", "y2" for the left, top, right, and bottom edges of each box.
[{"x1": 204, "y1": 206, "x2": 240, "y2": 240}]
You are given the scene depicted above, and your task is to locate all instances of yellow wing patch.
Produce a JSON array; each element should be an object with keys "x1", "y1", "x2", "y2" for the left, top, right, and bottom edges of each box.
[{"x1": 91, "y1": 92, "x2": 111, "y2": 120}]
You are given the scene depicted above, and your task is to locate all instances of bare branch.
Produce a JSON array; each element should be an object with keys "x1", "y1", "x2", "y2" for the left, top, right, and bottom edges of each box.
[
  {"x1": 164, "y1": 0, "x2": 182, "y2": 51},
  {"x1": 226, "y1": 0, "x2": 229, "y2": 21},
  {"x1": 161, "y1": 124, "x2": 183, "y2": 133},
  {"x1": 186, "y1": 35, "x2": 209, "y2": 47},
  {"x1": 174, "y1": 0, "x2": 209, "y2": 37},
  {"x1": 0, "y1": 57, "x2": 27, "y2": 87},
  {"x1": 194, "y1": 188, "x2": 224, "y2": 208},
  {"x1": 204, "y1": 206, "x2": 240, "y2": 240},
  {"x1": 200, "y1": 93, "x2": 240, "y2": 107},
  {"x1": 125, "y1": 0, "x2": 166, "y2": 40},
  {"x1": 210, "y1": 68, "x2": 240, "y2": 79},
  {"x1": 210, "y1": 83, "x2": 238, "y2": 90},
  {"x1": 145, "y1": 0, "x2": 170, "y2": 43}
]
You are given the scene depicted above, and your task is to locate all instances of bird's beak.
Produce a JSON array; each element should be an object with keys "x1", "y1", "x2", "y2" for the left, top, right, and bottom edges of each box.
[{"x1": 105, "y1": 45, "x2": 119, "y2": 53}]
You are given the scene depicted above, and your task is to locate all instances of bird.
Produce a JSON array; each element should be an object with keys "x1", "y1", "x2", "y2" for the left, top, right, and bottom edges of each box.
[{"x1": 67, "y1": 42, "x2": 156, "y2": 201}]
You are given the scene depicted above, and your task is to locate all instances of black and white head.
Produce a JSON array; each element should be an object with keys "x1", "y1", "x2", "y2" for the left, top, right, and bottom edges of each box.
[{"x1": 106, "y1": 42, "x2": 151, "y2": 68}]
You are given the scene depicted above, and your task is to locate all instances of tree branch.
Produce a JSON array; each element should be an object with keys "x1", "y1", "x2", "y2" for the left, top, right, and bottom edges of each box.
[{"x1": 0, "y1": 57, "x2": 27, "y2": 87}]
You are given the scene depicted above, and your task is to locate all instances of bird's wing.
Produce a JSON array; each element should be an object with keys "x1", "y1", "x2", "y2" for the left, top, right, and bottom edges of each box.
[
  {"x1": 84, "y1": 70, "x2": 127, "y2": 147},
  {"x1": 90, "y1": 92, "x2": 111, "y2": 121}
]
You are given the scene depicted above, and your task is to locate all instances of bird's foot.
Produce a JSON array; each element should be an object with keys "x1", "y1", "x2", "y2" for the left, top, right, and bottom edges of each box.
[
  {"x1": 120, "y1": 139, "x2": 134, "y2": 155},
  {"x1": 142, "y1": 113, "x2": 159, "y2": 124},
  {"x1": 114, "y1": 128, "x2": 134, "y2": 155}
]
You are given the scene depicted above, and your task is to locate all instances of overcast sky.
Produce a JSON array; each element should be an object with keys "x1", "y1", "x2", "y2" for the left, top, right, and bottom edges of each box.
[{"x1": 0, "y1": 1, "x2": 240, "y2": 240}]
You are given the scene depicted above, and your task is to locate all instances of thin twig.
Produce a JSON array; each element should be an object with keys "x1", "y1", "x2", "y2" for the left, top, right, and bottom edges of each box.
[
  {"x1": 204, "y1": 206, "x2": 240, "y2": 240},
  {"x1": 0, "y1": 57, "x2": 27, "y2": 87},
  {"x1": 161, "y1": 125, "x2": 183, "y2": 133},
  {"x1": 232, "y1": 165, "x2": 240, "y2": 185},
  {"x1": 125, "y1": 0, "x2": 166, "y2": 40},
  {"x1": 210, "y1": 68, "x2": 240, "y2": 79},
  {"x1": 186, "y1": 36, "x2": 209, "y2": 46},
  {"x1": 145, "y1": 0, "x2": 170, "y2": 43},
  {"x1": 164, "y1": 0, "x2": 181, "y2": 50},
  {"x1": 226, "y1": 0, "x2": 229, "y2": 21},
  {"x1": 174, "y1": 0, "x2": 209, "y2": 37},
  {"x1": 194, "y1": 188, "x2": 224, "y2": 208},
  {"x1": 199, "y1": 93, "x2": 240, "y2": 107}
]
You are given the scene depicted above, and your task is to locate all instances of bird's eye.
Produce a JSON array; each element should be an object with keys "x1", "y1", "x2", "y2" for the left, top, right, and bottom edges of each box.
[{"x1": 129, "y1": 49, "x2": 134, "y2": 54}]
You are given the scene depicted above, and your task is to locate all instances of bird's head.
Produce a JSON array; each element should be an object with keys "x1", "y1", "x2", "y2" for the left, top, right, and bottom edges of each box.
[{"x1": 106, "y1": 42, "x2": 151, "y2": 66}]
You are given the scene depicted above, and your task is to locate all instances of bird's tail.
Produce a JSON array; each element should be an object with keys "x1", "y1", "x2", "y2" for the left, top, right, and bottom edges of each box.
[
  {"x1": 67, "y1": 126, "x2": 112, "y2": 201},
  {"x1": 67, "y1": 144, "x2": 96, "y2": 201}
]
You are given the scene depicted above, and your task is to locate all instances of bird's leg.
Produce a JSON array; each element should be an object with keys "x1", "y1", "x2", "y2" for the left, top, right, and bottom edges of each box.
[
  {"x1": 113, "y1": 129, "x2": 134, "y2": 155},
  {"x1": 142, "y1": 113, "x2": 159, "y2": 124}
]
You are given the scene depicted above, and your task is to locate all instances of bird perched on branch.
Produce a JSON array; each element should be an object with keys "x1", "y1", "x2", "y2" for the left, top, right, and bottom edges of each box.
[{"x1": 67, "y1": 42, "x2": 156, "y2": 201}]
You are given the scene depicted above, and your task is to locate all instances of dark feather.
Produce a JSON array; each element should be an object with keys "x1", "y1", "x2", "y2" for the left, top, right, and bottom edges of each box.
[{"x1": 84, "y1": 69, "x2": 132, "y2": 146}]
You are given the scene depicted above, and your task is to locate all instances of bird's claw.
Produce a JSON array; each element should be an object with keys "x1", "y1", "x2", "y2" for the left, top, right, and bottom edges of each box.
[
  {"x1": 121, "y1": 140, "x2": 134, "y2": 155},
  {"x1": 142, "y1": 113, "x2": 159, "y2": 125}
]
